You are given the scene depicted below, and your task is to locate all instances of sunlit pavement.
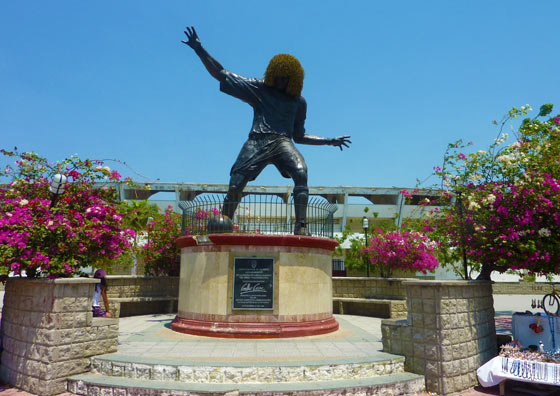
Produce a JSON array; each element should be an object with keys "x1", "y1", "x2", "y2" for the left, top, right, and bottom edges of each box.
[{"x1": 1, "y1": 292, "x2": 556, "y2": 395}]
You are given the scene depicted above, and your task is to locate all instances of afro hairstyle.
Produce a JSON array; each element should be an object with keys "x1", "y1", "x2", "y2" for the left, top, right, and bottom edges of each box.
[{"x1": 264, "y1": 54, "x2": 304, "y2": 97}]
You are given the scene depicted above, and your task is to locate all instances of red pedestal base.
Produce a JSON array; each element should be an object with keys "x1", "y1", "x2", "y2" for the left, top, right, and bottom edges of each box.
[{"x1": 170, "y1": 316, "x2": 339, "y2": 338}]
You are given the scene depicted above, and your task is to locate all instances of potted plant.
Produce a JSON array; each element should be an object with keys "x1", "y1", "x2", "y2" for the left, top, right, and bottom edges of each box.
[
  {"x1": 0, "y1": 149, "x2": 135, "y2": 278},
  {"x1": 0, "y1": 149, "x2": 136, "y2": 394}
]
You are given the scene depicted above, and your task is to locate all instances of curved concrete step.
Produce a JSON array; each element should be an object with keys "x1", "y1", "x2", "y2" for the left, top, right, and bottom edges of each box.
[
  {"x1": 68, "y1": 371, "x2": 425, "y2": 395},
  {"x1": 90, "y1": 352, "x2": 406, "y2": 384}
]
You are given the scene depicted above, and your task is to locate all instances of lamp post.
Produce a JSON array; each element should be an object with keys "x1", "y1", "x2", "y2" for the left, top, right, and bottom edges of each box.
[
  {"x1": 49, "y1": 174, "x2": 67, "y2": 207},
  {"x1": 362, "y1": 217, "x2": 369, "y2": 278}
]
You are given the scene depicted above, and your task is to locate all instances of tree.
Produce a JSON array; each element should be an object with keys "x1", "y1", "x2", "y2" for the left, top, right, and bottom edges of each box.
[
  {"x1": 422, "y1": 104, "x2": 560, "y2": 279},
  {"x1": 142, "y1": 206, "x2": 182, "y2": 276},
  {"x1": 334, "y1": 209, "x2": 438, "y2": 277},
  {"x1": 0, "y1": 149, "x2": 135, "y2": 277},
  {"x1": 362, "y1": 229, "x2": 439, "y2": 278},
  {"x1": 95, "y1": 200, "x2": 161, "y2": 274}
]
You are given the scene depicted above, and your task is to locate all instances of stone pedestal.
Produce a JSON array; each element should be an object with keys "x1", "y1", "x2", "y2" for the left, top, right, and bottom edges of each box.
[
  {"x1": 381, "y1": 280, "x2": 497, "y2": 395},
  {"x1": 0, "y1": 278, "x2": 118, "y2": 395},
  {"x1": 172, "y1": 234, "x2": 339, "y2": 338}
]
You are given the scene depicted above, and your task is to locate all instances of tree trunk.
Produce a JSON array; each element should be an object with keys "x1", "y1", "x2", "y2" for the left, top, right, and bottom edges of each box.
[{"x1": 476, "y1": 263, "x2": 493, "y2": 280}]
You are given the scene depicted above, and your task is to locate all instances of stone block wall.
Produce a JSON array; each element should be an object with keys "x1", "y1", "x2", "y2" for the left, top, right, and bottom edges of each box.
[
  {"x1": 105, "y1": 276, "x2": 179, "y2": 299},
  {"x1": 0, "y1": 278, "x2": 118, "y2": 395},
  {"x1": 332, "y1": 277, "x2": 407, "y2": 300},
  {"x1": 492, "y1": 281, "x2": 560, "y2": 295},
  {"x1": 333, "y1": 297, "x2": 407, "y2": 318},
  {"x1": 381, "y1": 280, "x2": 497, "y2": 395},
  {"x1": 105, "y1": 276, "x2": 179, "y2": 317}
]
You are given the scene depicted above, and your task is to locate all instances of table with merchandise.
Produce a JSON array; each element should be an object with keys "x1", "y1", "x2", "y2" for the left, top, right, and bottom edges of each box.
[{"x1": 478, "y1": 314, "x2": 560, "y2": 395}]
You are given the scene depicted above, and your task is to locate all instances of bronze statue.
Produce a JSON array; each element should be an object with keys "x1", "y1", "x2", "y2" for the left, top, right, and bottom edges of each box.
[{"x1": 183, "y1": 26, "x2": 351, "y2": 235}]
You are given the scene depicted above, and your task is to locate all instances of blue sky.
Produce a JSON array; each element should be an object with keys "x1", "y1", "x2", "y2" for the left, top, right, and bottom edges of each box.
[{"x1": 1, "y1": 1, "x2": 559, "y2": 190}]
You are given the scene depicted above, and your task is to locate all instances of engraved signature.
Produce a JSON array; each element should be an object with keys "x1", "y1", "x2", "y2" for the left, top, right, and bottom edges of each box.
[{"x1": 240, "y1": 282, "x2": 266, "y2": 295}]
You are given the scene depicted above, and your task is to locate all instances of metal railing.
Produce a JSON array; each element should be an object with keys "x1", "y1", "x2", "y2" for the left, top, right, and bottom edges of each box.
[{"x1": 179, "y1": 194, "x2": 337, "y2": 238}]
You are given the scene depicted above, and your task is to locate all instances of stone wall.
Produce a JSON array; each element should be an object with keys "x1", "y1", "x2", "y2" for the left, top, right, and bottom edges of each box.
[
  {"x1": 492, "y1": 281, "x2": 560, "y2": 295},
  {"x1": 332, "y1": 278, "x2": 408, "y2": 319},
  {"x1": 333, "y1": 279, "x2": 560, "y2": 297},
  {"x1": 332, "y1": 277, "x2": 407, "y2": 300},
  {"x1": 381, "y1": 280, "x2": 496, "y2": 395},
  {"x1": 105, "y1": 276, "x2": 179, "y2": 299},
  {"x1": 105, "y1": 276, "x2": 179, "y2": 317},
  {"x1": 333, "y1": 297, "x2": 407, "y2": 318},
  {"x1": 0, "y1": 278, "x2": 118, "y2": 395},
  {"x1": 3, "y1": 279, "x2": 559, "y2": 295}
]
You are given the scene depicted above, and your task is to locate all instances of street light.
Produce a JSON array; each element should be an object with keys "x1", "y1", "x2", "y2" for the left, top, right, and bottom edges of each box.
[
  {"x1": 362, "y1": 217, "x2": 369, "y2": 278},
  {"x1": 49, "y1": 174, "x2": 67, "y2": 207}
]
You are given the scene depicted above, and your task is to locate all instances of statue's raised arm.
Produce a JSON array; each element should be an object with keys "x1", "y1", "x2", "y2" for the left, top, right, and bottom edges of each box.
[{"x1": 182, "y1": 26, "x2": 225, "y2": 83}]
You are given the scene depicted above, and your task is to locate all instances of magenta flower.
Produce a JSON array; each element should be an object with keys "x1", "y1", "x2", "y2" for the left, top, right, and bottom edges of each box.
[
  {"x1": 362, "y1": 230, "x2": 439, "y2": 277},
  {"x1": 109, "y1": 170, "x2": 122, "y2": 181},
  {"x1": 0, "y1": 150, "x2": 134, "y2": 278},
  {"x1": 142, "y1": 206, "x2": 181, "y2": 276}
]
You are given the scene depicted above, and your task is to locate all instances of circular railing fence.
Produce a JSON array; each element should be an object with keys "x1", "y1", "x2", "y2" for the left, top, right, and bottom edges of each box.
[{"x1": 179, "y1": 193, "x2": 337, "y2": 238}]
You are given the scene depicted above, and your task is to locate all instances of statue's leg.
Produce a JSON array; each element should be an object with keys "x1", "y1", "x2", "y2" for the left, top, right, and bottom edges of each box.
[
  {"x1": 293, "y1": 185, "x2": 309, "y2": 235},
  {"x1": 273, "y1": 139, "x2": 309, "y2": 235},
  {"x1": 208, "y1": 173, "x2": 249, "y2": 233},
  {"x1": 288, "y1": 164, "x2": 309, "y2": 235},
  {"x1": 223, "y1": 172, "x2": 249, "y2": 220},
  {"x1": 222, "y1": 138, "x2": 259, "y2": 221}
]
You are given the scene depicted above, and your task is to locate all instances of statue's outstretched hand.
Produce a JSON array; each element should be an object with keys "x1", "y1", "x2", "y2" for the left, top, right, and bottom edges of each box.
[
  {"x1": 331, "y1": 135, "x2": 352, "y2": 151},
  {"x1": 182, "y1": 26, "x2": 202, "y2": 50}
]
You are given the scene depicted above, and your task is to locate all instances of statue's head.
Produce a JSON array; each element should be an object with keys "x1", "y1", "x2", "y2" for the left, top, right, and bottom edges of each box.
[{"x1": 264, "y1": 54, "x2": 304, "y2": 97}]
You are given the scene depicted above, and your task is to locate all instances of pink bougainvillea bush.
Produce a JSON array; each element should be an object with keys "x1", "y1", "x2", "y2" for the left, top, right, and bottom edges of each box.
[
  {"x1": 362, "y1": 229, "x2": 439, "y2": 278},
  {"x1": 0, "y1": 149, "x2": 135, "y2": 278},
  {"x1": 433, "y1": 172, "x2": 560, "y2": 279},
  {"x1": 142, "y1": 206, "x2": 182, "y2": 276},
  {"x1": 420, "y1": 104, "x2": 560, "y2": 279}
]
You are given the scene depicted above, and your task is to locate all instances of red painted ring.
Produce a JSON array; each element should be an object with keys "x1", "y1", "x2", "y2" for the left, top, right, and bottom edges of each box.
[
  {"x1": 176, "y1": 235, "x2": 198, "y2": 248},
  {"x1": 170, "y1": 316, "x2": 339, "y2": 338},
  {"x1": 177, "y1": 234, "x2": 338, "y2": 251},
  {"x1": 209, "y1": 234, "x2": 338, "y2": 251}
]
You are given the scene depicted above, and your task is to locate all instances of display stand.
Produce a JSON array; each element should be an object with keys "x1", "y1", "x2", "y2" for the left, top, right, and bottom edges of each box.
[
  {"x1": 477, "y1": 356, "x2": 560, "y2": 395},
  {"x1": 512, "y1": 313, "x2": 560, "y2": 350}
]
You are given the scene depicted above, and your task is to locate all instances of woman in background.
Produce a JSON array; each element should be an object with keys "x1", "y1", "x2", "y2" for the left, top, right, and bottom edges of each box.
[{"x1": 92, "y1": 269, "x2": 113, "y2": 317}]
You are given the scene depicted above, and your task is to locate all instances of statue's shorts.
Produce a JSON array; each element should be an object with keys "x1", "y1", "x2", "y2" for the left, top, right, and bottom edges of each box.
[{"x1": 230, "y1": 134, "x2": 308, "y2": 182}]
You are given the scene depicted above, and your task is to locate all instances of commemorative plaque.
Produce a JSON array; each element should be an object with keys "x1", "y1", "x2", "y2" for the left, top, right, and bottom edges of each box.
[{"x1": 233, "y1": 257, "x2": 274, "y2": 310}]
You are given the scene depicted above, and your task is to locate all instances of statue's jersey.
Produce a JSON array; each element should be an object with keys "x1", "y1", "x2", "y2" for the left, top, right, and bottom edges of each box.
[{"x1": 219, "y1": 70, "x2": 306, "y2": 139}]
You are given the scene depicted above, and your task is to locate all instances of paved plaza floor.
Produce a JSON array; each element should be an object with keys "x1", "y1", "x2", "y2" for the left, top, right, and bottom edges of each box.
[
  {"x1": 2, "y1": 292, "x2": 558, "y2": 395},
  {"x1": 115, "y1": 314, "x2": 386, "y2": 364}
]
